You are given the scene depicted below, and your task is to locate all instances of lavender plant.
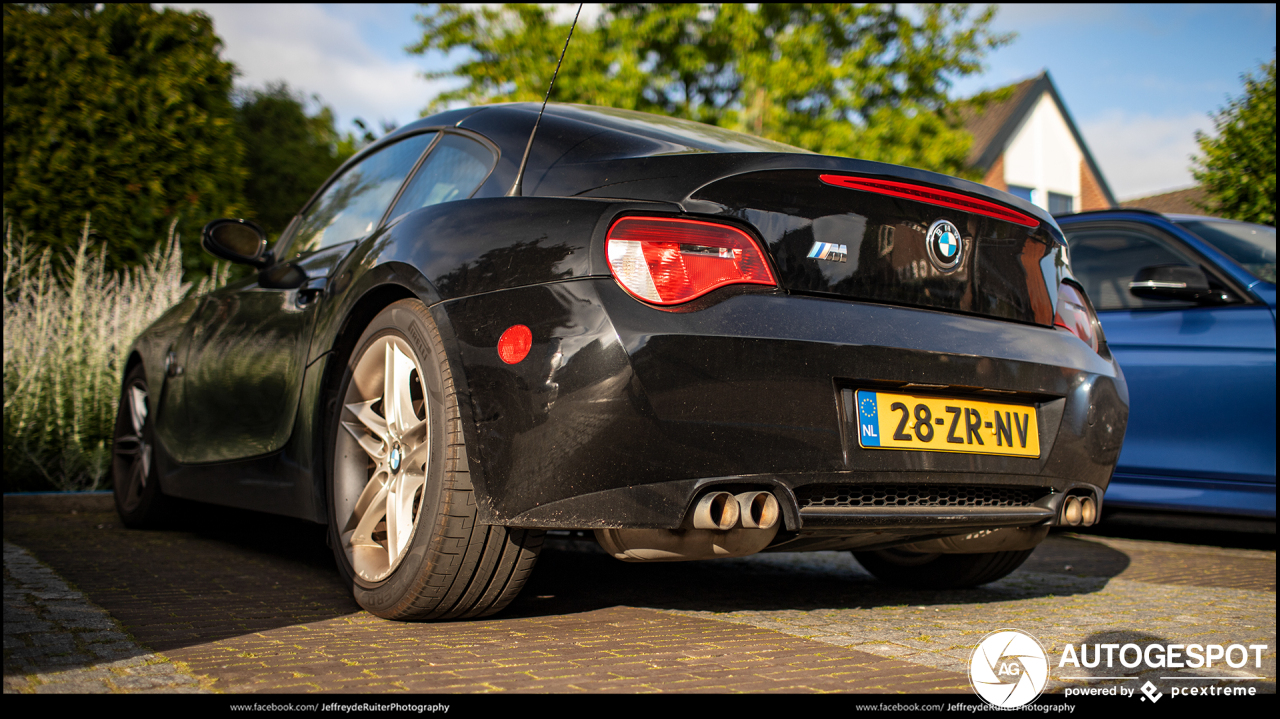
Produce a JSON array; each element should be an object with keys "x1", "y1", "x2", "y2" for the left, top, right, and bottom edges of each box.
[{"x1": 3, "y1": 217, "x2": 225, "y2": 491}]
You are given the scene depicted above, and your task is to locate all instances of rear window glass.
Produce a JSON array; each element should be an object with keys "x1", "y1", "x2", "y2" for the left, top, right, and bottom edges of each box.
[{"x1": 389, "y1": 134, "x2": 494, "y2": 218}]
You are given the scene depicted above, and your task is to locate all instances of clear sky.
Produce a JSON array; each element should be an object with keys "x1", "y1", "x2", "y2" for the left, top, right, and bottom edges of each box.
[{"x1": 169, "y1": 3, "x2": 1276, "y2": 201}]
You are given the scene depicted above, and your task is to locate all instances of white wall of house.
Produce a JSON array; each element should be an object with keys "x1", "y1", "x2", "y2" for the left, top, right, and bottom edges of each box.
[{"x1": 1002, "y1": 93, "x2": 1082, "y2": 212}]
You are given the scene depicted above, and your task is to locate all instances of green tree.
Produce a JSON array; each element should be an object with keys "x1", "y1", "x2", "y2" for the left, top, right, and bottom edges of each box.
[
  {"x1": 3, "y1": 3, "x2": 246, "y2": 276},
  {"x1": 1192, "y1": 56, "x2": 1276, "y2": 226},
  {"x1": 409, "y1": 3, "x2": 1011, "y2": 177},
  {"x1": 234, "y1": 82, "x2": 357, "y2": 239}
]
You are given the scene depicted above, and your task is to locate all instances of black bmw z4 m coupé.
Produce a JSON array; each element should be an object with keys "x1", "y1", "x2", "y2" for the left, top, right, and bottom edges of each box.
[{"x1": 113, "y1": 103, "x2": 1128, "y2": 620}]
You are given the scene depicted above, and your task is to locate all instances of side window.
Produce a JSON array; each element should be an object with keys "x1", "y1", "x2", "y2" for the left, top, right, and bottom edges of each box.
[
  {"x1": 1065, "y1": 227, "x2": 1201, "y2": 311},
  {"x1": 289, "y1": 132, "x2": 436, "y2": 255},
  {"x1": 388, "y1": 134, "x2": 495, "y2": 220}
]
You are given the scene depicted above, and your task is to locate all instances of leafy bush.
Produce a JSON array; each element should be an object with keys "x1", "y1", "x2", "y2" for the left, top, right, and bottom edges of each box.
[
  {"x1": 3, "y1": 4, "x2": 246, "y2": 278},
  {"x1": 3, "y1": 217, "x2": 224, "y2": 492},
  {"x1": 235, "y1": 82, "x2": 359, "y2": 239}
]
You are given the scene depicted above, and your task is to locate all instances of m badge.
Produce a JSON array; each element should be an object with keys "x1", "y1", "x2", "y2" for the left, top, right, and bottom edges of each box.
[{"x1": 808, "y1": 242, "x2": 847, "y2": 262}]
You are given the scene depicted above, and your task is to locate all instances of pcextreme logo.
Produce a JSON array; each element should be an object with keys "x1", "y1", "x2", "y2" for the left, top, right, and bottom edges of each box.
[{"x1": 969, "y1": 629, "x2": 1049, "y2": 708}]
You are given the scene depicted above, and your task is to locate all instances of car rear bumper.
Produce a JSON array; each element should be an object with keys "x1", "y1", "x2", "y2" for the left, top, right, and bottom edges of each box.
[{"x1": 437, "y1": 278, "x2": 1128, "y2": 537}]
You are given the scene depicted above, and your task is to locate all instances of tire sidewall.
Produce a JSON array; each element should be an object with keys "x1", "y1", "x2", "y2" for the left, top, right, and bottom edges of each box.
[
  {"x1": 854, "y1": 547, "x2": 1036, "y2": 589},
  {"x1": 113, "y1": 364, "x2": 162, "y2": 526},
  {"x1": 325, "y1": 300, "x2": 450, "y2": 612}
]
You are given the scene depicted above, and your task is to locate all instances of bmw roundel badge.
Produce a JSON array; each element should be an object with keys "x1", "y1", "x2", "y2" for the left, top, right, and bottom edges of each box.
[{"x1": 925, "y1": 219, "x2": 964, "y2": 271}]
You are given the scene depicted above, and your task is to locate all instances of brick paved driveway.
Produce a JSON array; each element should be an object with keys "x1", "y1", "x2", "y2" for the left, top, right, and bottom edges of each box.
[{"x1": 4, "y1": 502, "x2": 1275, "y2": 695}]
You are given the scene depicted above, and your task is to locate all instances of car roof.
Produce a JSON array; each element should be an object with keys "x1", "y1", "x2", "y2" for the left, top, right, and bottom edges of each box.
[
  {"x1": 1056, "y1": 208, "x2": 1274, "y2": 229},
  {"x1": 1053, "y1": 208, "x2": 1167, "y2": 222},
  {"x1": 1162, "y1": 213, "x2": 1272, "y2": 226},
  {"x1": 403, "y1": 102, "x2": 809, "y2": 159},
  {"x1": 350, "y1": 102, "x2": 1058, "y2": 231}
]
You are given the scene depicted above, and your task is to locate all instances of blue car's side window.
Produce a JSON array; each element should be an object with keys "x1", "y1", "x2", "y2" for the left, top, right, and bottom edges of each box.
[
  {"x1": 1065, "y1": 227, "x2": 1202, "y2": 311},
  {"x1": 289, "y1": 132, "x2": 437, "y2": 256},
  {"x1": 388, "y1": 134, "x2": 495, "y2": 221}
]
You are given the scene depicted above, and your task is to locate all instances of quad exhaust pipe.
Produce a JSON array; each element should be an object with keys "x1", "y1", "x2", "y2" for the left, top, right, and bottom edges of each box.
[
  {"x1": 1059, "y1": 495, "x2": 1098, "y2": 527},
  {"x1": 596, "y1": 491, "x2": 781, "y2": 562}
]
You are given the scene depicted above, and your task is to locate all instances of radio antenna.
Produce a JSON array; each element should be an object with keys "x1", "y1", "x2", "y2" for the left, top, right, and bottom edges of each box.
[{"x1": 508, "y1": 3, "x2": 582, "y2": 197}]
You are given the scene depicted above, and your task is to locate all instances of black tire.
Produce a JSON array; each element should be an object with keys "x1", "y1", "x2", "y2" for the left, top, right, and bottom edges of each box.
[
  {"x1": 326, "y1": 298, "x2": 543, "y2": 620},
  {"x1": 853, "y1": 547, "x2": 1034, "y2": 589},
  {"x1": 112, "y1": 364, "x2": 169, "y2": 527}
]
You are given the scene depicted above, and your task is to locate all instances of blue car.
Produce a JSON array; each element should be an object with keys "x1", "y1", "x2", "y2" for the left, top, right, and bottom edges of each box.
[{"x1": 1056, "y1": 210, "x2": 1275, "y2": 519}]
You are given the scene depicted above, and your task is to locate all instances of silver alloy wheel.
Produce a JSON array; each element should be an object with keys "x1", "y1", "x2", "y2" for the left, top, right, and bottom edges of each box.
[
  {"x1": 114, "y1": 382, "x2": 152, "y2": 513},
  {"x1": 334, "y1": 335, "x2": 430, "y2": 584}
]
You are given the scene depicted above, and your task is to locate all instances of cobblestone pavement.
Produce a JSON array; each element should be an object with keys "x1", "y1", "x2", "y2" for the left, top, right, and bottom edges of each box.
[
  {"x1": 664, "y1": 538, "x2": 1276, "y2": 696},
  {"x1": 3, "y1": 504, "x2": 1274, "y2": 696},
  {"x1": 3, "y1": 542, "x2": 207, "y2": 694}
]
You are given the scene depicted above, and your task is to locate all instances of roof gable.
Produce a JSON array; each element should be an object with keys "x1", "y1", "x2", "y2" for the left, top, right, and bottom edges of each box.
[
  {"x1": 962, "y1": 71, "x2": 1116, "y2": 207},
  {"x1": 959, "y1": 76, "x2": 1039, "y2": 169}
]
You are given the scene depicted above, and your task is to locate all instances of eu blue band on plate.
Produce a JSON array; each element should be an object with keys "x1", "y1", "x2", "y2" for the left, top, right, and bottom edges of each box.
[{"x1": 857, "y1": 391, "x2": 881, "y2": 447}]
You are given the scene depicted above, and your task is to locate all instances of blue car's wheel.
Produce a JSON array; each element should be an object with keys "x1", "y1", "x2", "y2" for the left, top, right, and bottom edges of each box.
[
  {"x1": 327, "y1": 299, "x2": 543, "y2": 620},
  {"x1": 853, "y1": 546, "x2": 1034, "y2": 589}
]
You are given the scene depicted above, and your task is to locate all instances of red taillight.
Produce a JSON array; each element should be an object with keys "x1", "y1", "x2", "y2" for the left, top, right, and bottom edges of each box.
[
  {"x1": 819, "y1": 174, "x2": 1040, "y2": 228},
  {"x1": 606, "y1": 217, "x2": 776, "y2": 305},
  {"x1": 497, "y1": 325, "x2": 532, "y2": 364},
  {"x1": 1054, "y1": 282, "x2": 1100, "y2": 354}
]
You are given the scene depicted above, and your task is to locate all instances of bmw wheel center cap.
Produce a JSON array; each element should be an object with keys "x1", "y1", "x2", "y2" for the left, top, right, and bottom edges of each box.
[
  {"x1": 926, "y1": 219, "x2": 964, "y2": 271},
  {"x1": 389, "y1": 444, "x2": 402, "y2": 473}
]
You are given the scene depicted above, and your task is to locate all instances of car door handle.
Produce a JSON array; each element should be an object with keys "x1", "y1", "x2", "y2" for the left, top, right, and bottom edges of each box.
[
  {"x1": 165, "y1": 350, "x2": 183, "y2": 377},
  {"x1": 297, "y1": 277, "x2": 328, "y2": 307}
]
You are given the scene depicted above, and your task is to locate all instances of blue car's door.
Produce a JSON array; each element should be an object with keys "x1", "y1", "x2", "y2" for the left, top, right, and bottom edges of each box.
[{"x1": 1065, "y1": 221, "x2": 1276, "y2": 517}]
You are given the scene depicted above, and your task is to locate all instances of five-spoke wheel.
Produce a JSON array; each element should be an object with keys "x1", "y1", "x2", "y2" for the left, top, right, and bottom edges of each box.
[{"x1": 335, "y1": 334, "x2": 430, "y2": 583}]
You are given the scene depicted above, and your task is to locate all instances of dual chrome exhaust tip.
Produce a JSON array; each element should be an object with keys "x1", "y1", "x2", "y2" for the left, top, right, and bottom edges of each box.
[
  {"x1": 1059, "y1": 495, "x2": 1098, "y2": 527},
  {"x1": 692, "y1": 490, "x2": 781, "y2": 531},
  {"x1": 596, "y1": 490, "x2": 781, "y2": 562}
]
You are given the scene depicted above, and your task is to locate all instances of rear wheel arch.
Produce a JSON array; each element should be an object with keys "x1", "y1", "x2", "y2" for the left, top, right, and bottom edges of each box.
[
  {"x1": 312, "y1": 271, "x2": 484, "y2": 524},
  {"x1": 313, "y1": 281, "x2": 421, "y2": 516},
  {"x1": 323, "y1": 297, "x2": 542, "y2": 618},
  {"x1": 122, "y1": 350, "x2": 144, "y2": 377}
]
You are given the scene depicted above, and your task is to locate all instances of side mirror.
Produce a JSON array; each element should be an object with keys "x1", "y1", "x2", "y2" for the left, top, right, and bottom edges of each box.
[
  {"x1": 258, "y1": 261, "x2": 307, "y2": 290},
  {"x1": 202, "y1": 219, "x2": 271, "y2": 267},
  {"x1": 1129, "y1": 264, "x2": 1214, "y2": 302}
]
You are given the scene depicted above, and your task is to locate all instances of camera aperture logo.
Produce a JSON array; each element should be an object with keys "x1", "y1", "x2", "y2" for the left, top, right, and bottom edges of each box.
[{"x1": 969, "y1": 629, "x2": 1049, "y2": 708}]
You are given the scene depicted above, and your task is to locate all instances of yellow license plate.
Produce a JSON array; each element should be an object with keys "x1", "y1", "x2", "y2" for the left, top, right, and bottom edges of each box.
[{"x1": 854, "y1": 389, "x2": 1040, "y2": 458}]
